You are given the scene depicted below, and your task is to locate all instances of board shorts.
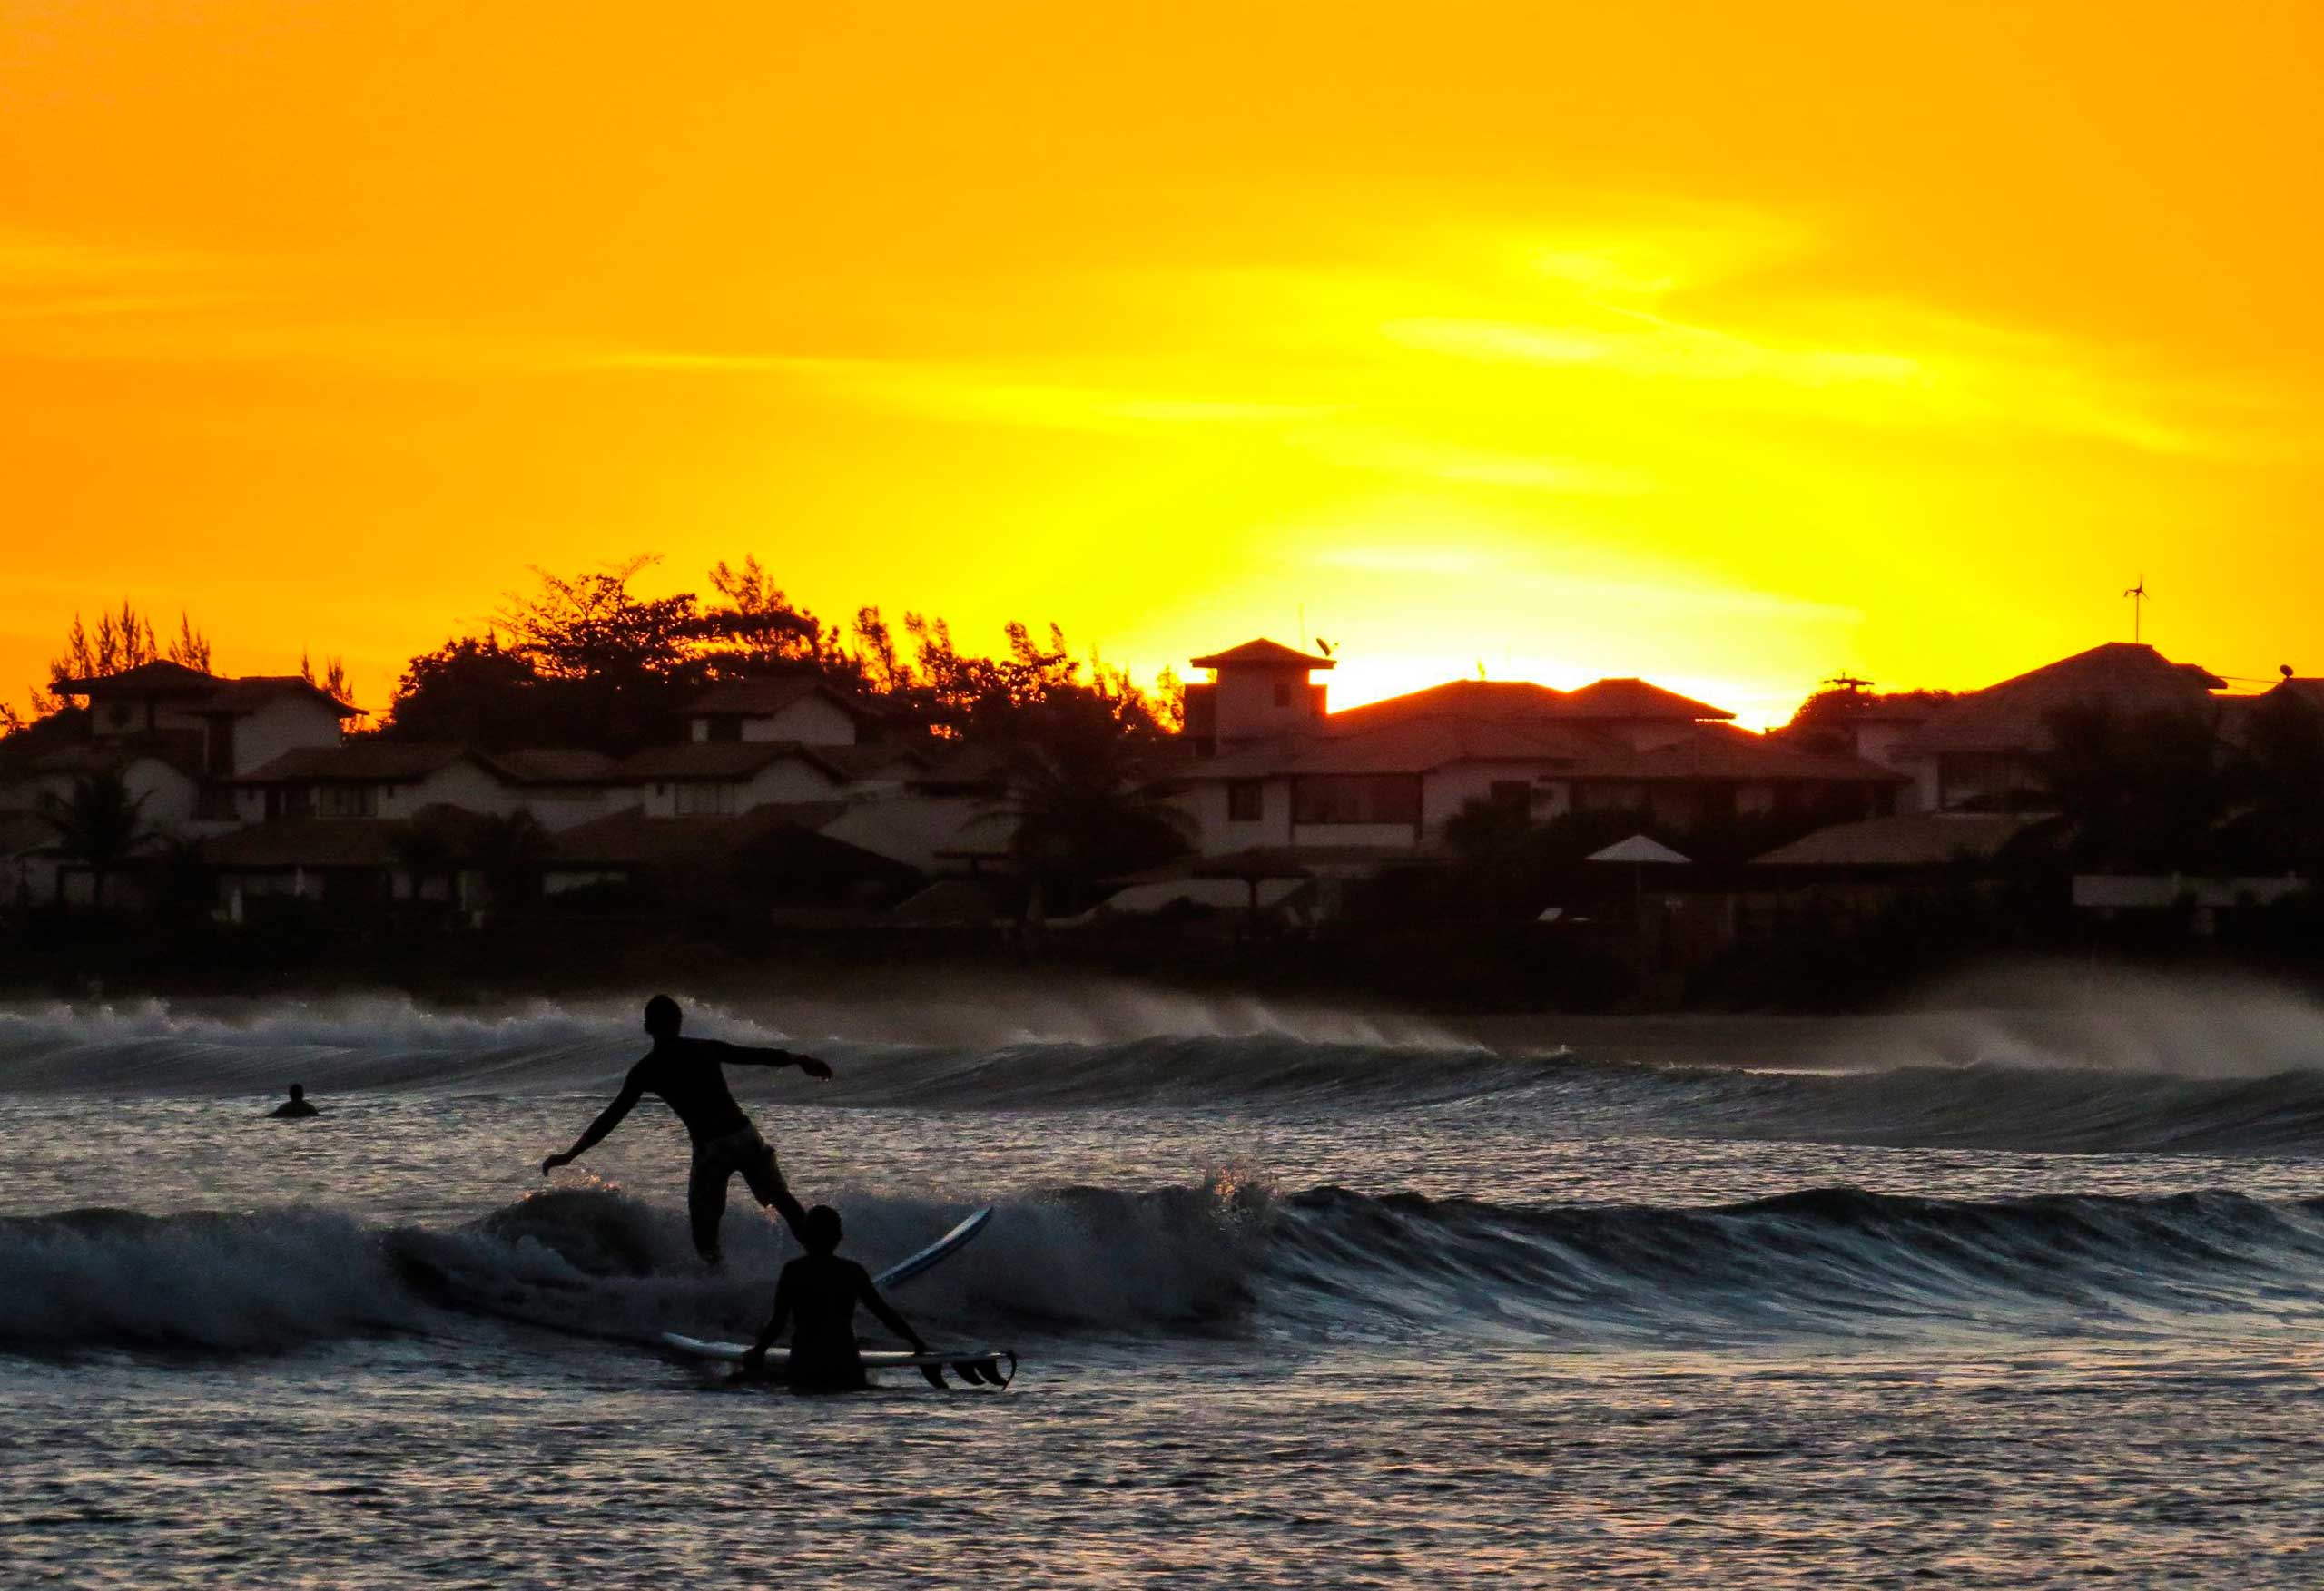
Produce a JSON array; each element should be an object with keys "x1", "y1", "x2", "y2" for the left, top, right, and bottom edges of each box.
[{"x1": 687, "y1": 1124, "x2": 793, "y2": 1259}]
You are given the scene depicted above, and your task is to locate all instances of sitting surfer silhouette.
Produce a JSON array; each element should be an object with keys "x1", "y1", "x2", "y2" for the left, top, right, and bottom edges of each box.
[
  {"x1": 269, "y1": 1084, "x2": 319, "y2": 1119},
  {"x1": 743, "y1": 1204, "x2": 930, "y2": 1390},
  {"x1": 539, "y1": 995, "x2": 833, "y2": 1264}
]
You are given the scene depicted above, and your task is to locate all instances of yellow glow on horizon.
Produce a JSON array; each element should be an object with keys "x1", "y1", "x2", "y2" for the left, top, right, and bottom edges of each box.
[{"x1": 3, "y1": 2, "x2": 2319, "y2": 726}]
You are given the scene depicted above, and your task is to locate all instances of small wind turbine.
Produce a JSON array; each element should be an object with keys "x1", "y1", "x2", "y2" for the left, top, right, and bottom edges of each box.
[{"x1": 2123, "y1": 576, "x2": 2152, "y2": 643}]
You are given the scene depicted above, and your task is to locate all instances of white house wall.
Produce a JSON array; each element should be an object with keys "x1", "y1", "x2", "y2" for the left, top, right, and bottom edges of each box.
[
  {"x1": 1418, "y1": 764, "x2": 1573, "y2": 833},
  {"x1": 234, "y1": 699, "x2": 347, "y2": 775},
  {"x1": 1211, "y1": 671, "x2": 1324, "y2": 743},
  {"x1": 687, "y1": 696, "x2": 861, "y2": 746},
  {"x1": 379, "y1": 761, "x2": 521, "y2": 820},
  {"x1": 1176, "y1": 780, "x2": 1294, "y2": 855}
]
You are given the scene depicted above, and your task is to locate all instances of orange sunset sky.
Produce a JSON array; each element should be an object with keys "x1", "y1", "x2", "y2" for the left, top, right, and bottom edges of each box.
[{"x1": 4, "y1": 2, "x2": 2319, "y2": 727}]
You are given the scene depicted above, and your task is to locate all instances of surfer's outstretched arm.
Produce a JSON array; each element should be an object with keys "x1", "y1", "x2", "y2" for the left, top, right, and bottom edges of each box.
[
  {"x1": 697, "y1": 1037, "x2": 835, "y2": 1080},
  {"x1": 541, "y1": 1078, "x2": 644, "y2": 1174},
  {"x1": 855, "y1": 1265, "x2": 930, "y2": 1355}
]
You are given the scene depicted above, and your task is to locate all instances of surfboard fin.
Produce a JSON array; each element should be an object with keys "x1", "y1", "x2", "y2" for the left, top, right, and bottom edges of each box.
[{"x1": 920, "y1": 1364, "x2": 948, "y2": 1390}]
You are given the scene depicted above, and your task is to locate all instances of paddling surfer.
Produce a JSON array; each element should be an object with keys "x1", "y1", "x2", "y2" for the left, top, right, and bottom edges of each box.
[
  {"x1": 540, "y1": 995, "x2": 832, "y2": 1263},
  {"x1": 743, "y1": 1204, "x2": 929, "y2": 1390},
  {"x1": 269, "y1": 1083, "x2": 320, "y2": 1118}
]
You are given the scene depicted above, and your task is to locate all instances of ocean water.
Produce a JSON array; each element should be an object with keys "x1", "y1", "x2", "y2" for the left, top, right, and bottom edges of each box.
[{"x1": 6, "y1": 977, "x2": 2324, "y2": 1587}]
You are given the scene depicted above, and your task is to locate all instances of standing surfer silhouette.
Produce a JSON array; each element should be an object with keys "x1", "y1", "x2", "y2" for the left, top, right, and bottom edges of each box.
[{"x1": 540, "y1": 995, "x2": 832, "y2": 1264}]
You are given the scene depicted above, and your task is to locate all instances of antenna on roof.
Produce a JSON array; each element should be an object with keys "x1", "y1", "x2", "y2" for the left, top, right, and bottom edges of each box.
[
  {"x1": 2122, "y1": 575, "x2": 2151, "y2": 644},
  {"x1": 1823, "y1": 673, "x2": 1872, "y2": 694},
  {"x1": 1314, "y1": 636, "x2": 1335, "y2": 658},
  {"x1": 2284, "y1": 664, "x2": 2297, "y2": 680}
]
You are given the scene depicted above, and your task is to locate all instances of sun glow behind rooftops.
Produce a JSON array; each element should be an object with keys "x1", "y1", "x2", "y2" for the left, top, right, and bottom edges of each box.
[{"x1": 1, "y1": 1, "x2": 2319, "y2": 716}]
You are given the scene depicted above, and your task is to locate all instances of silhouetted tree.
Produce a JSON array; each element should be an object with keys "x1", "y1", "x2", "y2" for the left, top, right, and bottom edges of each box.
[
  {"x1": 40, "y1": 771, "x2": 152, "y2": 908},
  {"x1": 380, "y1": 636, "x2": 545, "y2": 748},
  {"x1": 2021, "y1": 703, "x2": 2229, "y2": 870},
  {"x1": 993, "y1": 698, "x2": 1191, "y2": 916},
  {"x1": 7, "y1": 602, "x2": 212, "y2": 734},
  {"x1": 476, "y1": 811, "x2": 552, "y2": 909},
  {"x1": 1776, "y1": 684, "x2": 1955, "y2": 754}
]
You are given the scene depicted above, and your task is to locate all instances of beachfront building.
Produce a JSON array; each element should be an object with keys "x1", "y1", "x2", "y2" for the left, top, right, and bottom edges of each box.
[
  {"x1": 1853, "y1": 643, "x2": 2230, "y2": 813},
  {"x1": 1169, "y1": 639, "x2": 1901, "y2": 866}
]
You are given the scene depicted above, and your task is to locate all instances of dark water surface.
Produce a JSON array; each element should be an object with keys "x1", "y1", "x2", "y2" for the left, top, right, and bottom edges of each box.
[{"x1": 6, "y1": 987, "x2": 2324, "y2": 1586}]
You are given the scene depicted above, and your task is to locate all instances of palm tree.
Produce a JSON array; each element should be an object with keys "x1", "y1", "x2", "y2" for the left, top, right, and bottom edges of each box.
[
  {"x1": 990, "y1": 710, "x2": 1192, "y2": 918},
  {"x1": 476, "y1": 810, "x2": 552, "y2": 911},
  {"x1": 40, "y1": 771, "x2": 152, "y2": 908}
]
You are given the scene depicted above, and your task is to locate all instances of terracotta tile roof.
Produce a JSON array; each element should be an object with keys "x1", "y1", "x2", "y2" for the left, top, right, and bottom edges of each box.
[
  {"x1": 202, "y1": 816, "x2": 414, "y2": 869},
  {"x1": 1553, "y1": 678, "x2": 1734, "y2": 722},
  {"x1": 1197, "y1": 719, "x2": 1608, "y2": 779},
  {"x1": 614, "y1": 741, "x2": 849, "y2": 781},
  {"x1": 33, "y1": 732, "x2": 207, "y2": 779},
  {"x1": 485, "y1": 748, "x2": 620, "y2": 783},
  {"x1": 1752, "y1": 811, "x2": 2044, "y2": 868},
  {"x1": 1896, "y1": 643, "x2": 2226, "y2": 756},
  {"x1": 192, "y1": 676, "x2": 360, "y2": 716},
  {"x1": 1324, "y1": 680, "x2": 1570, "y2": 733},
  {"x1": 813, "y1": 743, "x2": 933, "y2": 781},
  {"x1": 684, "y1": 678, "x2": 884, "y2": 719},
  {"x1": 1188, "y1": 638, "x2": 1337, "y2": 670},
  {"x1": 238, "y1": 743, "x2": 474, "y2": 783},
  {"x1": 552, "y1": 801, "x2": 852, "y2": 866},
  {"x1": 1576, "y1": 724, "x2": 1904, "y2": 783},
  {"x1": 50, "y1": 660, "x2": 216, "y2": 696}
]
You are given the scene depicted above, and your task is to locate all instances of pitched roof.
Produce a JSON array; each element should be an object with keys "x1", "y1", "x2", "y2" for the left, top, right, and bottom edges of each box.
[
  {"x1": 202, "y1": 816, "x2": 414, "y2": 869},
  {"x1": 50, "y1": 660, "x2": 217, "y2": 697},
  {"x1": 1554, "y1": 677, "x2": 1734, "y2": 722},
  {"x1": 552, "y1": 802, "x2": 852, "y2": 866},
  {"x1": 191, "y1": 675, "x2": 362, "y2": 717},
  {"x1": 684, "y1": 678, "x2": 884, "y2": 720},
  {"x1": 238, "y1": 743, "x2": 475, "y2": 783},
  {"x1": 1751, "y1": 811, "x2": 2044, "y2": 868},
  {"x1": 32, "y1": 732, "x2": 206, "y2": 780},
  {"x1": 1574, "y1": 723, "x2": 1904, "y2": 783},
  {"x1": 1587, "y1": 834, "x2": 1692, "y2": 865},
  {"x1": 1896, "y1": 643, "x2": 2226, "y2": 756},
  {"x1": 1197, "y1": 718, "x2": 1607, "y2": 779},
  {"x1": 614, "y1": 741, "x2": 849, "y2": 781},
  {"x1": 1188, "y1": 638, "x2": 1337, "y2": 670},
  {"x1": 485, "y1": 748, "x2": 620, "y2": 784},
  {"x1": 1324, "y1": 680, "x2": 1570, "y2": 733}
]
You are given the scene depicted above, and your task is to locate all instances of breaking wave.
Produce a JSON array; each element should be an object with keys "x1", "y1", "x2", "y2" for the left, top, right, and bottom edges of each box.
[
  {"x1": 11, "y1": 1180, "x2": 2324, "y2": 1356},
  {"x1": 5, "y1": 973, "x2": 2324, "y2": 1154}
]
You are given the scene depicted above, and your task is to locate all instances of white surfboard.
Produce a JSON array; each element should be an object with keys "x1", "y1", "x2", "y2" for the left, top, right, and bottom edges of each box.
[
  {"x1": 660, "y1": 1332, "x2": 1017, "y2": 1387},
  {"x1": 871, "y1": 1204, "x2": 994, "y2": 1289}
]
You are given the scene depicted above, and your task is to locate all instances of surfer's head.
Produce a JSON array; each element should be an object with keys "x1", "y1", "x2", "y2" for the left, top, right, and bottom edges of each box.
[
  {"x1": 643, "y1": 995, "x2": 683, "y2": 1038},
  {"x1": 803, "y1": 1204, "x2": 843, "y2": 1255},
  {"x1": 286, "y1": 1084, "x2": 304, "y2": 1102}
]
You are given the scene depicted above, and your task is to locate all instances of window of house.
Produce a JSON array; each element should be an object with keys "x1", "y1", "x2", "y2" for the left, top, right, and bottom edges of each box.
[
  {"x1": 1226, "y1": 781, "x2": 1265, "y2": 822},
  {"x1": 316, "y1": 783, "x2": 379, "y2": 819},
  {"x1": 1292, "y1": 774, "x2": 1423, "y2": 825},
  {"x1": 675, "y1": 781, "x2": 738, "y2": 816},
  {"x1": 1272, "y1": 682, "x2": 1292, "y2": 708},
  {"x1": 1488, "y1": 780, "x2": 1533, "y2": 813},
  {"x1": 704, "y1": 716, "x2": 743, "y2": 743}
]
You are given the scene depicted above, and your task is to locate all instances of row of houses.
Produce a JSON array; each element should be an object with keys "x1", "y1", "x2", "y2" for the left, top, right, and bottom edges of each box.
[{"x1": 4, "y1": 634, "x2": 2317, "y2": 921}]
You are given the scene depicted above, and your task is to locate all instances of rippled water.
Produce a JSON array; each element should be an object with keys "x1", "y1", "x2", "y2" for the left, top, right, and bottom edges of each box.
[{"x1": 7, "y1": 982, "x2": 2324, "y2": 1586}]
